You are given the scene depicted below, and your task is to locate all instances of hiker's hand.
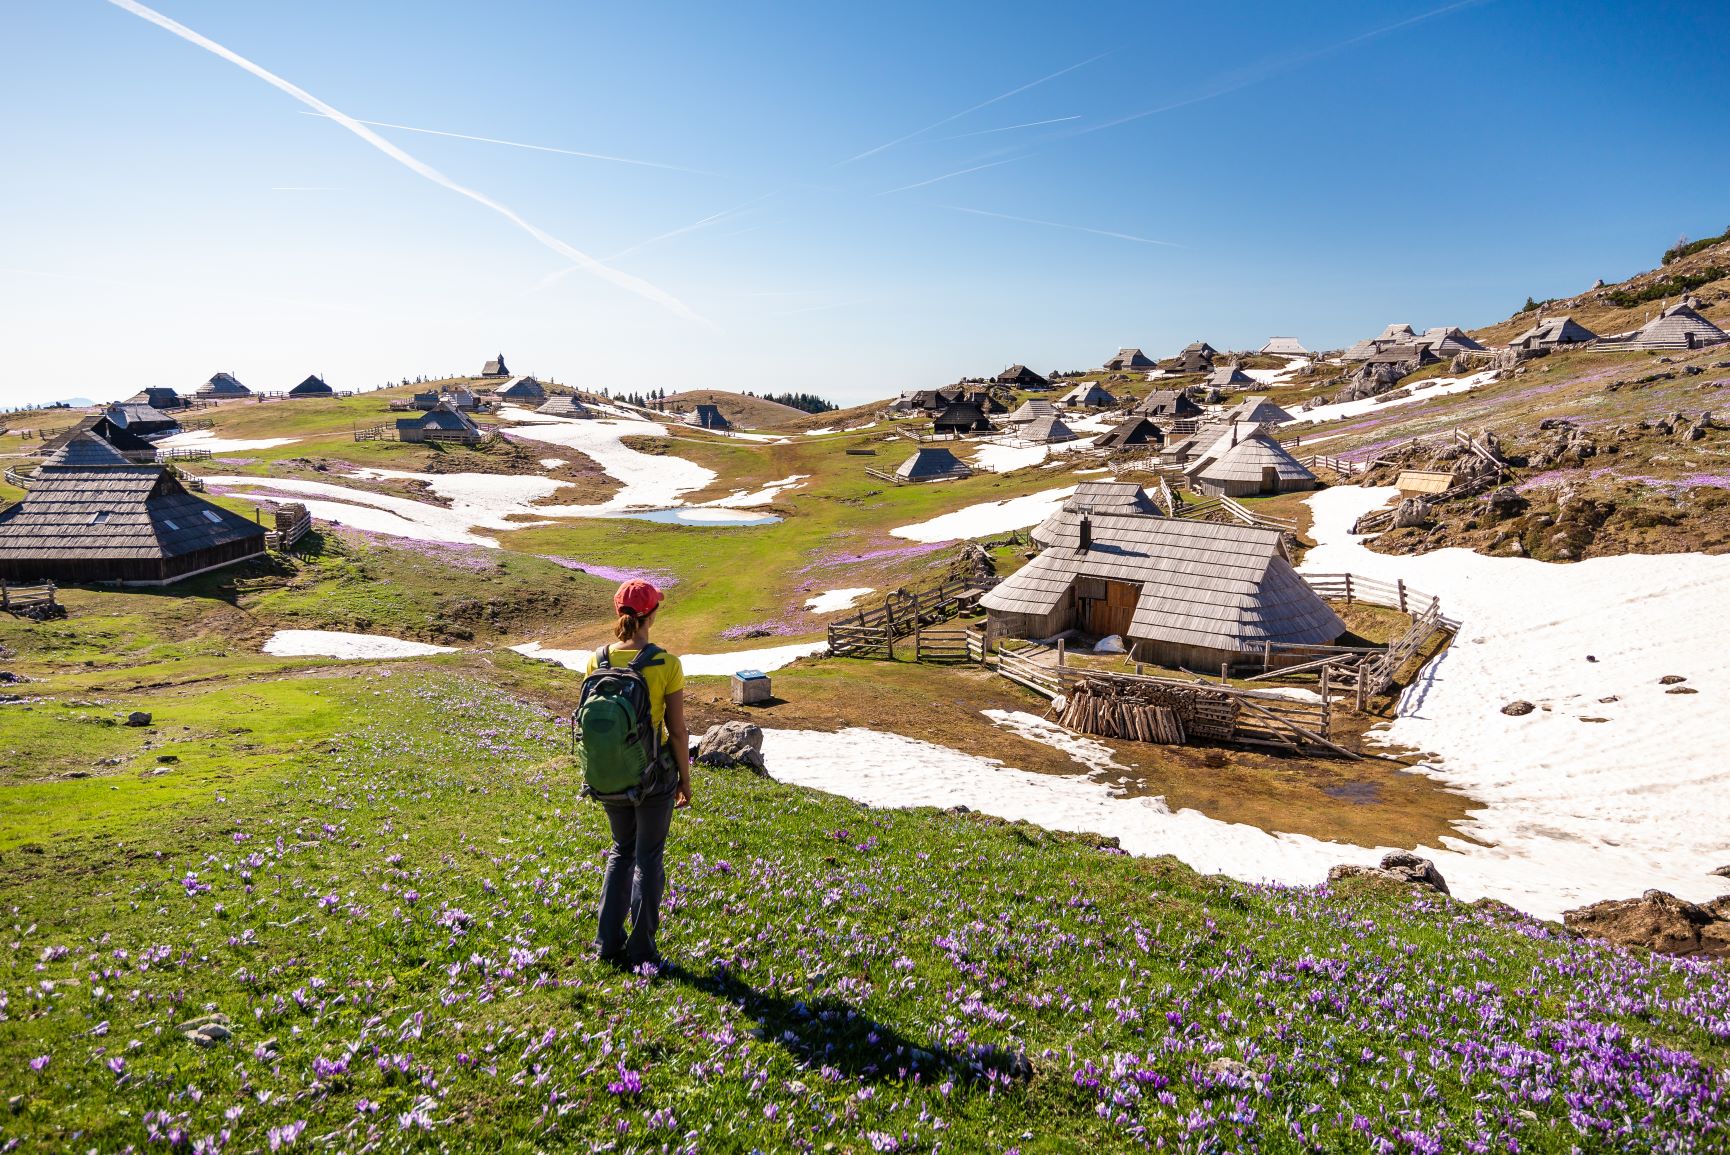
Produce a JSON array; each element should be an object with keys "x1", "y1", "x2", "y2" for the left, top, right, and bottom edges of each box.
[{"x1": 675, "y1": 778, "x2": 693, "y2": 809}]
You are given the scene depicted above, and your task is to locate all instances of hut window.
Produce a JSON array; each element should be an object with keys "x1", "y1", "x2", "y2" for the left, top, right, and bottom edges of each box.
[
  {"x1": 202, "y1": 509, "x2": 223, "y2": 523},
  {"x1": 162, "y1": 518, "x2": 179, "y2": 530},
  {"x1": 90, "y1": 511, "x2": 111, "y2": 524}
]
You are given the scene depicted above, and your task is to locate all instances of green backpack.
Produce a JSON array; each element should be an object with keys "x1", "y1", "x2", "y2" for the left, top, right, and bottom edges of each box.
[{"x1": 574, "y1": 644, "x2": 665, "y2": 803}]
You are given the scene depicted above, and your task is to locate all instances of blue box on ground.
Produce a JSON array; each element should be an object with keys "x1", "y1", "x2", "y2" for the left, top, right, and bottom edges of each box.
[{"x1": 730, "y1": 669, "x2": 771, "y2": 705}]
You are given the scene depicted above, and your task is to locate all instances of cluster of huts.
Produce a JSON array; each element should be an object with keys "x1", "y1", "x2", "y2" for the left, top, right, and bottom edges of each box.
[
  {"x1": 979, "y1": 480, "x2": 1343, "y2": 671},
  {"x1": 1506, "y1": 298, "x2": 1728, "y2": 354}
]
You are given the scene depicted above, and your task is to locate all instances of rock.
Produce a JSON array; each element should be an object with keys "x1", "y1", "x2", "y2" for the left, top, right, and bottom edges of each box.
[
  {"x1": 1659, "y1": 675, "x2": 1687, "y2": 685},
  {"x1": 123, "y1": 711, "x2": 152, "y2": 727},
  {"x1": 1501, "y1": 700, "x2": 1536, "y2": 716},
  {"x1": 1711, "y1": 865, "x2": 1730, "y2": 879},
  {"x1": 178, "y1": 1013, "x2": 233, "y2": 1047},
  {"x1": 1390, "y1": 498, "x2": 1432, "y2": 530},
  {"x1": 1666, "y1": 686, "x2": 1699, "y2": 695},
  {"x1": 156, "y1": 754, "x2": 179, "y2": 764},
  {"x1": 1562, "y1": 890, "x2": 1730, "y2": 958},
  {"x1": 694, "y1": 721, "x2": 767, "y2": 774},
  {"x1": 1205, "y1": 1057, "x2": 1253, "y2": 1079},
  {"x1": 7, "y1": 1095, "x2": 21, "y2": 1114},
  {"x1": 1379, "y1": 851, "x2": 1450, "y2": 894},
  {"x1": 1326, "y1": 863, "x2": 1391, "y2": 885}
]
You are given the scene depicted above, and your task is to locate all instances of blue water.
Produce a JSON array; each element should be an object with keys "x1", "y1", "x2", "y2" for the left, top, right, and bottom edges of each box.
[{"x1": 620, "y1": 508, "x2": 781, "y2": 527}]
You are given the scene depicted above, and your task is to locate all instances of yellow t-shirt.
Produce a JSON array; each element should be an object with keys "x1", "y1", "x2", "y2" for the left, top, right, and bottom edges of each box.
[{"x1": 581, "y1": 646, "x2": 685, "y2": 740}]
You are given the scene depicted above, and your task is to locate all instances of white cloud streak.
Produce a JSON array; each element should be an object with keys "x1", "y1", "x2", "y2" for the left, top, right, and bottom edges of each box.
[
  {"x1": 940, "y1": 205, "x2": 1180, "y2": 248},
  {"x1": 1078, "y1": 0, "x2": 1490, "y2": 137},
  {"x1": 297, "y1": 111, "x2": 708, "y2": 174},
  {"x1": 930, "y1": 115, "x2": 1082, "y2": 142},
  {"x1": 878, "y1": 158, "x2": 1014, "y2": 196},
  {"x1": 836, "y1": 52, "x2": 1108, "y2": 166},
  {"x1": 105, "y1": 0, "x2": 709, "y2": 327}
]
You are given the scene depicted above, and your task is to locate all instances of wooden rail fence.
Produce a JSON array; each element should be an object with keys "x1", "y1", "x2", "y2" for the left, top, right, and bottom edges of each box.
[
  {"x1": 0, "y1": 582, "x2": 56, "y2": 615},
  {"x1": 155, "y1": 447, "x2": 212, "y2": 462},
  {"x1": 826, "y1": 578, "x2": 991, "y2": 660},
  {"x1": 3, "y1": 467, "x2": 34, "y2": 490}
]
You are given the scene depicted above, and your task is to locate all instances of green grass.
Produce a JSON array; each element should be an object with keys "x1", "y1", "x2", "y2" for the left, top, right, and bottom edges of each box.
[{"x1": 1, "y1": 672, "x2": 1725, "y2": 1153}]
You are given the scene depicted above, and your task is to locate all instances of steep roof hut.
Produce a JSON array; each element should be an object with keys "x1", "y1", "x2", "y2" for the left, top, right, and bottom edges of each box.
[
  {"x1": 1019, "y1": 414, "x2": 1078, "y2": 444},
  {"x1": 442, "y1": 386, "x2": 478, "y2": 411},
  {"x1": 126, "y1": 387, "x2": 186, "y2": 411},
  {"x1": 1415, "y1": 326, "x2": 1486, "y2": 357},
  {"x1": 686, "y1": 403, "x2": 733, "y2": 430},
  {"x1": 289, "y1": 375, "x2": 334, "y2": 397},
  {"x1": 980, "y1": 509, "x2": 1343, "y2": 670},
  {"x1": 0, "y1": 434, "x2": 267, "y2": 585},
  {"x1": 495, "y1": 376, "x2": 546, "y2": 402},
  {"x1": 1510, "y1": 315, "x2": 1599, "y2": 352},
  {"x1": 37, "y1": 416, "x2": 159, "y2": 464},
  {"x1": 1093, "y1": 416, "x2": 1163, "y2": 450},
  {"x1": 1361, "y1": 344, "x2": 1439, "y2": 374},
  {"x1": 1226, "y1": 395, "x2": 1295, "y2": 426},
  {"x1": 1104, "y1": 347, "x2": 1156, "y2": 371},
  {"x1": 481, "y1": 353, "x2": 510, "y2": 377},
  {"x1": 1203, "y1": 365, "x2": 1255, "y2": 390},
  {"x1": 1188, "y1": 425, "x2": 1317, "y2": 497},
  {"x1": 103, "y1": 402, "x2": 180, "y2": 438},
  {"x1": 995, "y1": 364, "x2": 1049, "y2": 389},
  {"x1": 410, "y1": 391, "x2": 441, "y2": 411},
  {"x1": 535, "y1": 395, "x2": 593, "y2": 419},
  {"x1": 1258, "y1": 337, "x2": 1310, "y2": 356},
  {"x1": 1031, "y1": 480, "x2": 1160, "y2": 545},
  {"x1": 932, "y1": 401, "x2": 993, "y2": 436},
  {"x1": 1165, "y1": 343, "x2": 1216, "y2": 374},
  {"x1": 1007, "y1": 399, "x2": 1058, "y2": 424},
  {"x1": 1378, "y1": 324, "x2": 1417, "y2": 342},
  {"x1": 1622, "y1": 302, "x2": 1729, "y2": 350},
  {"x1": 1134, "y1": 390, "x2": 1203, "y2": 420},
  {"x1": 1341, "y1": 339, "x2": 1381, "y2": 362},
  {"x1": 395, "y1": 405, "x2": 484, "y2": 445},
  {"x1": 907, "y1": 388, "x2": 950, "y2": 415},
  {"x1": 895, "y1": 447, "x2": 973, "y2": 483},
  {"x1": 197, "y1": 372, "x2": 251, "y2": 398},
  {"x1": 1060, "y1": 381, "x2": 1117, "y2": 409}
]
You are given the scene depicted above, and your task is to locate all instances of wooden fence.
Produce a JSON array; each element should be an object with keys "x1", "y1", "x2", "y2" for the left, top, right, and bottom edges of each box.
[
  {"x1": 3, "y1": 467, "x2": 34, "y2": 490},
  {"x1": 353, "y1": 424, "x2": 394, "y2": 442},
  {"x1": 155, "y1": 447, "x2": 212, "y2": 462},
  {"x1": 265, "y1": 507, "x2": 314, "y2": 552},
  {"x1": 0, "y1": 582, "x2": 56, "y2": 615},
  {"x1": 826, "y1": 579, "x2": 991, "y2": 660}
]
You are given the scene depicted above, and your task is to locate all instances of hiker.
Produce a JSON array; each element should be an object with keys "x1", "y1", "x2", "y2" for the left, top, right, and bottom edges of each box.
[{"x1": 577, "y1": 579, "x2": 692, "y2": 968}]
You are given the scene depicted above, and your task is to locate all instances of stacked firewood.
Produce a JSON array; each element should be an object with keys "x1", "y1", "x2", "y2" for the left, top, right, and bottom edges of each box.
[{"x1": 1060, "y1": 678, "x2": 1190, "y2": 745}]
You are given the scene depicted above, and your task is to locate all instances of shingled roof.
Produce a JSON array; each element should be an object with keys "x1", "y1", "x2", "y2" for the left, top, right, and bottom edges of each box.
[
  {"x1": 1511, "y1": 315, "x2": 1599, "y2": 350},
  {"x1": 1189, "y1": 426, "x2": 1316, "y2": 489},
  {"x1": 1093, "y1": 416, "x2": 1163, "y2": 449},
  {"x1": 1258, "y1": 337, "x2": 1310, "y2": 356},
  {"x1": 1103, "y1": 347, "x2": 1155, "y2": 371},
  {"x1": 1019, "y1": 413, "x2": 1078, "y2": 444},
  {"x1": 103, "y1": 402, "x2": 180, "y2": 436},
  {"x1": 1134, "y1": 390, "x2": 1202, "y2": 419},
  {"x1": 1060, "y1": 381, "x2": 1118, "y2": 409},
  {"x1": 198, "y1": 372, "x2": 250, "y2": 397},
  {"x1": 1203, "y1": 365, "x2": 1254, "y2": 389},
  {"x1": 1225, "y1": 394, "x2": 1295, "y2": 426},
  {"x1": 1007, "y1": 399, "x2": 1058, "y2": 424},
  {"x1": 37, "y1": 416, "x2": 159, "y2": 463},
  {"x1": 895, "y1": 447, "x2": 973, "y2": 482},
  {"x1": 1624, "y1": 302, "x2": 1729, "y2": 350},
  {"x1": 933, "y1": 401, "x2": 993, "y2": 435},
  {"x1": 289, "y1": 375, "x2": 334, "y2": 396},
  {"x1": 535, "y1": 395, "x2": 593, "y2": 419},
  {"x1": 981, "y1": 510, "x2": 1343, "y2": 656},
  {"x1": 0, "y1": 433, "x2": 266, "y2": 584}
]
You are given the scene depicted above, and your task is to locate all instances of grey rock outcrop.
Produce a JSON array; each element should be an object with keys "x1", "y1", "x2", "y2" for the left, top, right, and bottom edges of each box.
[
  {"x1": 694, "y1": 721, "x2": 767, "y2": 774},
  {"x1": 1327, "y1": 851, "x2": 1449, "y2": 895}
]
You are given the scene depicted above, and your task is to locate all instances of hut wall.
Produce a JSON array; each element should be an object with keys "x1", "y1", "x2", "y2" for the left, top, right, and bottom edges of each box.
[
  {"x1": 984, "y1": 600, "x2": 1071, "y2": 648},
  {"x1": 0, "y1": 537, "x2": 265, "y2": 586},
  {"x1": 1130, "y1": 638, "x2": 1245, "y2": 674}
]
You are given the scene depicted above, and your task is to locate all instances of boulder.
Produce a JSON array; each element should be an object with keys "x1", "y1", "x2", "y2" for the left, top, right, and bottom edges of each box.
[
  {"x1": 694, "y1": 721, "x2": 767, "y2": 774},
  {"x1": 1378, "y1": 850, "x2": 1449, "y2": 895},
  {"x1": 1501, "y1": 700, "x2": 1536, "y2": 716},
  {"x1": 1659, "y1": 675, "x2": 1687, "y2": 685},
  {"x1": 124, "y1": 711, "x2": 152, "y2": 727},
  {"x1": 1562, "y1": 890, "x2": 1730, "y2": 958},
  {"x1": 1390, "y1": 498, "x2": 1432, "y2": 530}
]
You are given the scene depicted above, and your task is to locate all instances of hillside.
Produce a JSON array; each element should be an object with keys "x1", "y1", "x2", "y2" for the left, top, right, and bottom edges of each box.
[
  {"x1": 660, "y1": 389, "x2": 812, "y2": 430},
  {"x1": 1472, "y1": 232, "x2": 1730, "y2": 346}
]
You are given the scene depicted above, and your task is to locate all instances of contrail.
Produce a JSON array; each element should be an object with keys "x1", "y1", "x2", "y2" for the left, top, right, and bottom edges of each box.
[
  {"x1": 931, "y1": 115, "x2": 1082, "y2": 142},
  {"x1": 941, "y1": 205, "x2": 1180, "y2": 248},
  {"x1": 1079, "y1": 0, "x2": 1489, "y2": 137},
  {"x1": 836, "y1": 51, "x2": 1108, "y2": 166},
  {"x1": 105, "y1": 0, "x2": 709, "y2": 326},
  {"x1": 878, "y1": 158, "x2": 1014, "y2": 196},
  {"x1": 535, "y1": 193, "x2": 776, "y2": 291},
  {"x1": 297, "y1": 111, "x2": 708, "y2": 174}
]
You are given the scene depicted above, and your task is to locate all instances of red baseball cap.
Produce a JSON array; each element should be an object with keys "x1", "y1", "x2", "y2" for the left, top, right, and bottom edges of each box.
[{"x1": 614, "y1": 579, "x2": 664, "y2": 616}]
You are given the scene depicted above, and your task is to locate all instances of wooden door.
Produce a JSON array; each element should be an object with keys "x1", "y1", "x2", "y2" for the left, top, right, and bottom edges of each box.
[{"x1": 1080, "y1": 579, "x2": 1140, "y2": 638}]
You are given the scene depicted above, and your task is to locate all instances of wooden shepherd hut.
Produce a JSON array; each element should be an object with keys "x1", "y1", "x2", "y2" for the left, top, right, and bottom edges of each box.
[
  {"x1": 1165, "y1": 342, "x2": 1217, "y2": 374},
  {"x1": 980, "y1": 509, "x2": 1344, "y2": 670},
  {"x1": 289, "y1": 375, "x2": 335, "y2": 398},
  {"x1": 1187, "y1": 425, "x2": 1317, "y2": 497},
  {"x1": 1093, "y1": 416, "x2": 1163, "y2": 450},
  {"x1": 1019, "y1": 413, "x2": 1079, "y2": 444},
  {"x1": 1258, "y1": 337, "x2": 1310, "y2": 356},
  {"x1": 495, "y1": 376, "x2": 546, "y2": 403},
  {"x1": 995, "y1": 364, "x2": 1049, "y2": 389},
  {"x1": 932, "y1": 401, "x2": 993, "y2": 437},
  {"x1": 1225, "y1": 395, "x2": 1295, "y2": 427},
  {"x1": 1414, "y1": 326, "x2": 1486, "y2": 357},
  {"x1": 395, "y1": 405, "x2": 484, "y2": 445},
  {"x1": 126, "y1": 387, "x2": 186, "y2": 411},
  {"x1": 37, "y1": 416, "x2": 159, "y2": 464},
  {"x1": 1620, "y1": 301, "x2": 1729, "y2": 350},
  {"x1": 895, "y1": 447, "x2": 973, "y2": 483},
  {"x1": 1510, "y1": 315, "x2": 1598, "y2": 352},
  {"x1": 197, "y1": 372, "x2": 250, "y2": 398},
  {"x1": 0, "y1": 434, "x2": 267, "y2": 585},
  {"x1": 481, "y1": 353, "x2": 511, "y2": 378},
  {"x1": 1134, "y1": 390, "x2": 1203, "y2": 421},
  {"x1": 1060, "y1": 381, "x2": 1118, "y2": 409},
  {"x1": 1104, "y1": 347, "x2": 1156, "y2": 371},
  {"x1": 1031, "y1": 481, "x2": 1161, "y2": 546},
  {"x1": 1007, "y1": 399, "x2": 1058, "y2": 424},
  {"x1": 103, "y1": 402, "x2": 180, "y2": 438},
  {"x1": 686, "y1": 403, "x2": 733, "y2": 430},
  {"x1": 535, "y1": 395, "x2": 593, "y2": 419},
  {"x1": 1203, "y1": 365, "x2": 1255, "y2": 391}
]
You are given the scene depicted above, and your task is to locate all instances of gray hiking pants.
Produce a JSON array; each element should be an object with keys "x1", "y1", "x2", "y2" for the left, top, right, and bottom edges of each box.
[{"x1": 595, "y1": 794, "x2": 673, "y2": 965}]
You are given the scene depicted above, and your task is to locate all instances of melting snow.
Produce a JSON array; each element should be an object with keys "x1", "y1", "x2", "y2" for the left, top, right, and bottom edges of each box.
[
  {"x1": 983, "y1": 709, "x2": 1131, "y2": 775},
  {"x1": 158, "y1": 429, "x2": 299, "y2": 453},
  {"x1": 804, "y1": 587, "x2": 874, "y2": 613},
  {"x1": 263, "y1": 630, "x2": 456, "y2": 659},
  {"x1": 496, "y1": 406, "x2": 717, "y2": 509},
  {"x1": 890, "y1": 485, "x2": 1075, "y2": 543},
  {"x1": 699, "y1": 474, "x2": 807, "y2": 508},
  {"x1": 1291, "y1": 370, "x2": 1498, "y2": 426}
]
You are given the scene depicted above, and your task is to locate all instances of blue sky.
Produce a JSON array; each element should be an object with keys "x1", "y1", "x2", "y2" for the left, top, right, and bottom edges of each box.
[{"x1": 3, "y1": 0, "x2": 1727, "y2": 407}]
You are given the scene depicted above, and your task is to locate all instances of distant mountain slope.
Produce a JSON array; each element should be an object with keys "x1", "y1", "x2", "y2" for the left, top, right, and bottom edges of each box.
[
  {"x1": 1473, "y1": 233, "x2": 1730, "y2": 345},
  {"x1": 659, "y1": 389, "x2": 810, "y2": 429}
]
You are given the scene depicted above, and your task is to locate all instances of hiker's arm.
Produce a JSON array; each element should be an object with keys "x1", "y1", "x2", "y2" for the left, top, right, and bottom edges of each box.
[{"x1": 666, "y1": 690, "x2": 692, "y2": 807}]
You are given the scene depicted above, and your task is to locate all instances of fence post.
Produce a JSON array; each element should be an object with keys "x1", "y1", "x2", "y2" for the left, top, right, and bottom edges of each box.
[
  {"x1": 1397, "y1": 579, "x2": 1408, "y2": 614},
  {"x1": 1220, "y1": 662, "x2": 1229, "y2": 684},
  {"x1": 1057, "y1": 639, "x2": 1066, "y2": 667},
  {"x1": 1344, "y1": 574, "x2": 1354, "y2": 606},
  {"x1": 1262, "y1": 641, "x2": 1271, "y2": 672}
]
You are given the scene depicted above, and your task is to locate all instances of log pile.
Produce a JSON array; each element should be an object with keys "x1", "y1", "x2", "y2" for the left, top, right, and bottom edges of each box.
[{"x1": 1059, "y1": 678, "x2": 1201, "y2": 745}]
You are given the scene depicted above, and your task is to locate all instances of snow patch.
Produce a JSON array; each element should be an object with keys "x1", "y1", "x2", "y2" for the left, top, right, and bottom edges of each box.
[
  {"x1": 890, "y1": 485, "x2": 1075, "y2": 543},
  {"x1": 158, "y1": 429, "x2": 299, "y2": 453},
  {"x1": 804, "y1": 587, "x2": 874, "y2": 614},
  {"x1": 263, "y1": 630, "x2": 456, "y2": 659},
  {"x1": 1292, "y1": 371, "x2": 1497, "y2": 427},
  {"x1": 983, "y1": 709, "x2": 1131, "y2": 776}
]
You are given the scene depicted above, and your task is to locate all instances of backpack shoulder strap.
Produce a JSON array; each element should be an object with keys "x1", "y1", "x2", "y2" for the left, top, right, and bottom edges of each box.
[
  {"x1": 594, "y1": 645, "x2": 613, "y2": 669},
  {"x1": 628, "y1": 643, "x2": 665, "y2": 672}
]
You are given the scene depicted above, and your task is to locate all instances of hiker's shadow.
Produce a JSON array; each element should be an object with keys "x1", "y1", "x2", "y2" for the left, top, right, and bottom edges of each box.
[{"x1": 664, "y1": 962, "x2": 1029, "y2": 1086}]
